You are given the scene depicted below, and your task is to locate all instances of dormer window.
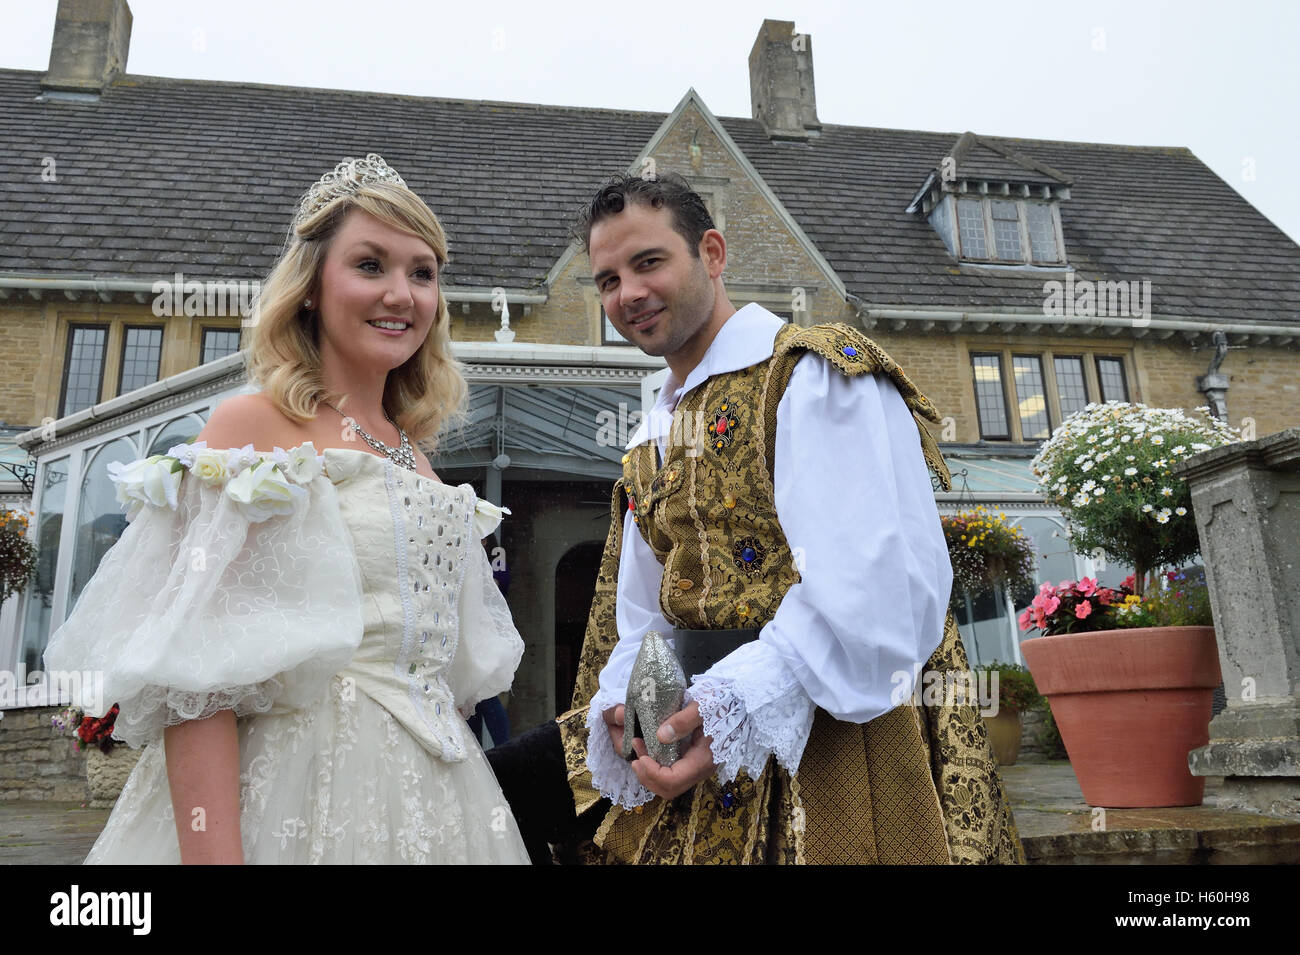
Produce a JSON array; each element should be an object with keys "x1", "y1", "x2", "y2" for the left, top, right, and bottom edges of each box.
[
  {"x1": 928, "y1": 193, "x2": 1066, "y2": 265},
  {"x1": 910, "y1": 132, "x2": 1073, "y2": 267}
]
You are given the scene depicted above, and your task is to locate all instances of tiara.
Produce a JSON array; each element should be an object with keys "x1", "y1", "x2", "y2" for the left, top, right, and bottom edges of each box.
[{"x1": 294, "y1": 153, "x2": 407, "y2": 225}]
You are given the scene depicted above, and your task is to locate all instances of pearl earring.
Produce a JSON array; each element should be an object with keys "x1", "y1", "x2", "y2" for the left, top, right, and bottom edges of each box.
[{"x1": 304, "y1": 299, "x2": 313, "y2": 309}]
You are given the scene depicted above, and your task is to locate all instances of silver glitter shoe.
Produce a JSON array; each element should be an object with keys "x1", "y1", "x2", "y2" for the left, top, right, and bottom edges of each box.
[{"x1": 622, "y1": 630, "x2": 687, "y2": 766}]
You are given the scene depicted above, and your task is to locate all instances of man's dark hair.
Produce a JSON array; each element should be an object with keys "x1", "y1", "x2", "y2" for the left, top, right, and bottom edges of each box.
[{"x1": 573, "y1": 172, "x2": 715, "y2": 256}]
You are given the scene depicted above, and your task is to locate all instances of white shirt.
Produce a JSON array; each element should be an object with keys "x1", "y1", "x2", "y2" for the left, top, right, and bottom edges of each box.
[{"x1": 585, "y1": 303, "x2": 953, "y2": 808}]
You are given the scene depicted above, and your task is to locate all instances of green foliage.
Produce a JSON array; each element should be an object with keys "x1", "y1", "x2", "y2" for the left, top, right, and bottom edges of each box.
[
  {"x1": 976, "y1": 661, "x2": 1045, "y2": 714},
  {"x1": 1030, "y1": 402, "x2": 1239, "y2": 588},
  {"x1": 1111, "y1": 566, "x2": 1214, "y2": 629}
]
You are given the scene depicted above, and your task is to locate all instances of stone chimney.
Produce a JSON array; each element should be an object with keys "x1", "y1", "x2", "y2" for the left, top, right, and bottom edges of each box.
[
  {"x1": 42, "y1": 0, "x2": 133, "y2": 95},
  {"x1": 748, "y1": 18, "x2": 821, "y2": 141}
]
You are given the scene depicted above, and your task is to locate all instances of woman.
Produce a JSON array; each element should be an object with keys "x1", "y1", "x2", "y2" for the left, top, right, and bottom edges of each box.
[{"x1": 43, "y1": 154, "x2": 531, "y2": 864}]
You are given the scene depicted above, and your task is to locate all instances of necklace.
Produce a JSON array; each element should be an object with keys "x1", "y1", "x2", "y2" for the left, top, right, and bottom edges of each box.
[{"x1": 322, "y1": 400, "x2": 417, "y2": 472}]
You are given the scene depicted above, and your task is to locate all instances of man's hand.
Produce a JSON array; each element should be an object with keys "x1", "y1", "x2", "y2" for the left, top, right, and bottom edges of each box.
[
  {"x1": 629, "y1": 701, "x2": 717, "y2": 801},
  {"x1": 602, "y1": 703, "x2": 626, "y2": 756}
]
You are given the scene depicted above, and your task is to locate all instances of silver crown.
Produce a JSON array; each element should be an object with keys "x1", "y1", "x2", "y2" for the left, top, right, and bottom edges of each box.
[{"x1": 294, "y1": 153, "x2": 407, "y2": 225}]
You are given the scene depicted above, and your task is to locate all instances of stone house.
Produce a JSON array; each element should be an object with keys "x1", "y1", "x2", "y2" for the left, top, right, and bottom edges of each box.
[{"x1": 2, "y1": 4, "x2": 1297, "y2": 794}]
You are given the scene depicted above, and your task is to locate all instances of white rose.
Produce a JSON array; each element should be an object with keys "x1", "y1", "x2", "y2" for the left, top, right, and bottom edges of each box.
[
  {"x1": 284, "y1": 442, "x2": 323, "y2": 484},
  {"x1": 168, "y1": 440, "x2": 204, "y2": 468},
  {"x1": 472, "y1": 499, "x2": 512, "y2": 539},
  {"x1": 108, "y1": 455, "x2": 183, "y2": 513},
  {"x1": 191, "y1": 448, "x2": 231, "y2": 485},
  {"x1": 225, "y1": 459, "x2": 307, "y2": 522},
  {"x1": 227, "y1": 443, "x2": 258, "y2": 475}
]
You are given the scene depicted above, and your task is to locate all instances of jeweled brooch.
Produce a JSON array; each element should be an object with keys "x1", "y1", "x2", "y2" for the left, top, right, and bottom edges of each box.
[
  {"x1": 708, "y1": 400, "x2": 739, "y2": 454},
  {"x1": 732, "y1": 537, "x2": 767, "y2": 575}
]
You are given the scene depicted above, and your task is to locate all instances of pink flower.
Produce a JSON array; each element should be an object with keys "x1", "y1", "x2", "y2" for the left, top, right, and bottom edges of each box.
[
  {"x1": 1044, "y1": 595, "x2": 1060, "y2": 616},
  {"x1": 1017, "y1": 608, "x2": 1033, "y2": 631},
  {"x1": 1059, "y1": 580, "x2": 1075, "y2": 592},
  {"x1": 1078, "y1": 577, "x2": 1098, "y2": 597},
  {"x1": 1038, "y1": 582, "x2": 1057, "y2": 598},
  {"x1": 1075, "y1": 600, "x2": 1093, "y2": 619}
]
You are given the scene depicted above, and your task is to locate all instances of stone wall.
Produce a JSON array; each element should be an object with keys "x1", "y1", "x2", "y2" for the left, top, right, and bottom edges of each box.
[{"x1": 0, "y1": 705, "x2": 87, "y2": 802}]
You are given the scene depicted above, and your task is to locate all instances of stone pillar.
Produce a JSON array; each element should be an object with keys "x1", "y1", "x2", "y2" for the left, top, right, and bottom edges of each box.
[{"x1": 1174, "y1": 428, "x2": 1300, "y2": 818}]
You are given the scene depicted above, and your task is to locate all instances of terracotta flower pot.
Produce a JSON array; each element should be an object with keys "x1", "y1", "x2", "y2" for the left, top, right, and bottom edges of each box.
[
  {"x1": 984, "y1": 708, "x2": 1023, "y2": 766},
  {"x1": 1021, "y1": 626, "x2": 1220, "y2": 807}
]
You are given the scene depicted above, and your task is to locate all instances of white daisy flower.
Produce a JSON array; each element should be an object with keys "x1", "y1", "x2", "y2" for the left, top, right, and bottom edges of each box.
[
  {"x1": 1072, "y1": 492, "x2": 1091, "y2": 507},
  {"x1": 1175, "y1": 507, "x2": 1188, "y2": 516},
  {"x1": 1150, "y1": 434, "x2": 1164, "y2": 445},
  {"x1": 1155, "y1": 509, "x2": 1171, "y2": 524},
  {"x1": 1160, "y1": 486, "x2": 1173, "y2": 497},
  {"x1": 1142, "y1": 503, "x2": 1154, "y2": 513},
  {"x1": 1171, "y1": 445, "x2": 1187, "y2": 455},
  {"x1": 1124, "y1": 467, "x2": 1138, "y2": 476}
]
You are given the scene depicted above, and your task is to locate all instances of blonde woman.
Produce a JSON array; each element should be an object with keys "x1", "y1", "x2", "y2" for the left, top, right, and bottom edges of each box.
[{"x1": 44, "y1": 155, "x2": 531, "y2": 864}]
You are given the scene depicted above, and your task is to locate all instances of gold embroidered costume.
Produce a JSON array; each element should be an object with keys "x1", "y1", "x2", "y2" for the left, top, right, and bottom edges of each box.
[{"x1": 558, "y1": 322, "x2": 1025, "y2": 864}]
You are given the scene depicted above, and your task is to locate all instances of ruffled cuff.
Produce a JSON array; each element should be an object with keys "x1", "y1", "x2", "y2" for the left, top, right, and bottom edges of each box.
[
  {"x1": 685, "y1": 640, "x2": 817, "y2": 785},
  {"x1": 584, "y1": 686, "x2": 656, "y2": 809}
]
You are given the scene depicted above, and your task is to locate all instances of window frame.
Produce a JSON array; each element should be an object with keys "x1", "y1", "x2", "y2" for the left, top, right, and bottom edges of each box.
[
  {"x1": 970, "y1": 351, "x2": 1012, "y2": 441},
  {"x1": 968, "y1": 346, "x2": 1133, "y2": 443},
  {"x1": 1095, "y1": 355, "x2": 1131, "y2": 403},
  {"x1": 116, "y1": 323, "x2": 165, "y2": 395},
  {"x1": 936, "y1": 194, "x2": 1065, "y2": 265},
  {"x1": 201, "y1": 325, "x2": 243, "y2": 364},
  {"x1": 58, "y1": 323, "x2": 110, "y2": 417}
]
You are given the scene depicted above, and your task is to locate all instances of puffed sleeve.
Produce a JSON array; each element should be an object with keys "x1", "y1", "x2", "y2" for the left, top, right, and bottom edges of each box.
[
  {"x1": 42, "y1": 441, "x2": 365, "y2": 749},
  {"x1": 448, "y1": 500, "x2": 525, "y2": 715}
]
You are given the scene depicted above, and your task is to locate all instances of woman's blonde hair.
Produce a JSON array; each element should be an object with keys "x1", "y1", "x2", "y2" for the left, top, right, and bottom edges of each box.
[{"x1": 244, "y1": 179, "x2": 467, "y2": 449}]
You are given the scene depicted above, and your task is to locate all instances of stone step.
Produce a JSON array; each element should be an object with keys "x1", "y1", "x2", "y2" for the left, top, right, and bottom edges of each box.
[{"x1": 1001, "y1": 758, "x2": 1300, "y2": 865}]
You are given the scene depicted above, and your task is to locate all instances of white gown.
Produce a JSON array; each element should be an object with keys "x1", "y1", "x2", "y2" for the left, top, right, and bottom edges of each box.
[{"x1": 43, "y1": 441, "x2": 531, "y2": 864}]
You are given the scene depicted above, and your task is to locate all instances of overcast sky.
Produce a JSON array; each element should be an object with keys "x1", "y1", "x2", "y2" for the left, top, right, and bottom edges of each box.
[{"x1": 4, "y1": 0, "x2": 1298, "y2": 243}]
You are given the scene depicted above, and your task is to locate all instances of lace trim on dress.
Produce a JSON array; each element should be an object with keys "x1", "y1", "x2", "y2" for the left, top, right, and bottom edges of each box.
[
  {"x1": 685, "y1": 640, "x2": 816, "y2": 785},
  {"x1": 585, "y1": 687, "x2": 656, "y2": 809}
]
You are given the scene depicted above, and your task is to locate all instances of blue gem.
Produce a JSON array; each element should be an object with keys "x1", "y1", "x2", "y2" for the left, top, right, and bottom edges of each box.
[
  {"x1": 741, "y1": 547, "x2": 756, "y2": 563},
  {"x1": 722, "y1": 793, "x2": 736, "y2": 809},
  {"x1": 842, "y1": 345, "x2": 858, "y2": 357}
]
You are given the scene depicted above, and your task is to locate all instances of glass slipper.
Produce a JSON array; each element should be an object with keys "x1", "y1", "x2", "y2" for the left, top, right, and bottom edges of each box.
[{"x1": 622, "y1": 629, "x2": 687, "y2": 766}]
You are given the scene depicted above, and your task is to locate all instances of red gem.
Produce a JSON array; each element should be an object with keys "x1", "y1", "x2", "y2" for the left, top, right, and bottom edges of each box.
[{"x1": 715, "y1": 418, "x2": 727, "y2": 434}]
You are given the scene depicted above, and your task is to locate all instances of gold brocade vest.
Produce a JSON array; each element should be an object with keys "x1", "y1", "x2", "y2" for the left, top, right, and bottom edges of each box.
[
  {"x1": 558, "y1": 322, "x2": 1026, "y2": 865},
  {"x1": 622, "y1": 321, "x2": 948, "y2": 634}
]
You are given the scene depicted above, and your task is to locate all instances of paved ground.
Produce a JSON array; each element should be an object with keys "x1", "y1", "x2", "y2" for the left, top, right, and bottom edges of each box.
[{"x1": 3, "y1": 757, "x2": 1298, "y2": 863}]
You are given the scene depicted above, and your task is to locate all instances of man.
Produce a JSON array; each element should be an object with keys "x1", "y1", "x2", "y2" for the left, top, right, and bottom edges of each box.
[{"x1": 493, "y1": 172, "x2": 1024, "y2": 864}]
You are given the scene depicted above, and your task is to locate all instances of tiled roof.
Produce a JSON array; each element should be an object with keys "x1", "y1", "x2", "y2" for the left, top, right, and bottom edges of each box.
[{"x1": 2, "y1": 68, "x2": 1297, "y2": 324}]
